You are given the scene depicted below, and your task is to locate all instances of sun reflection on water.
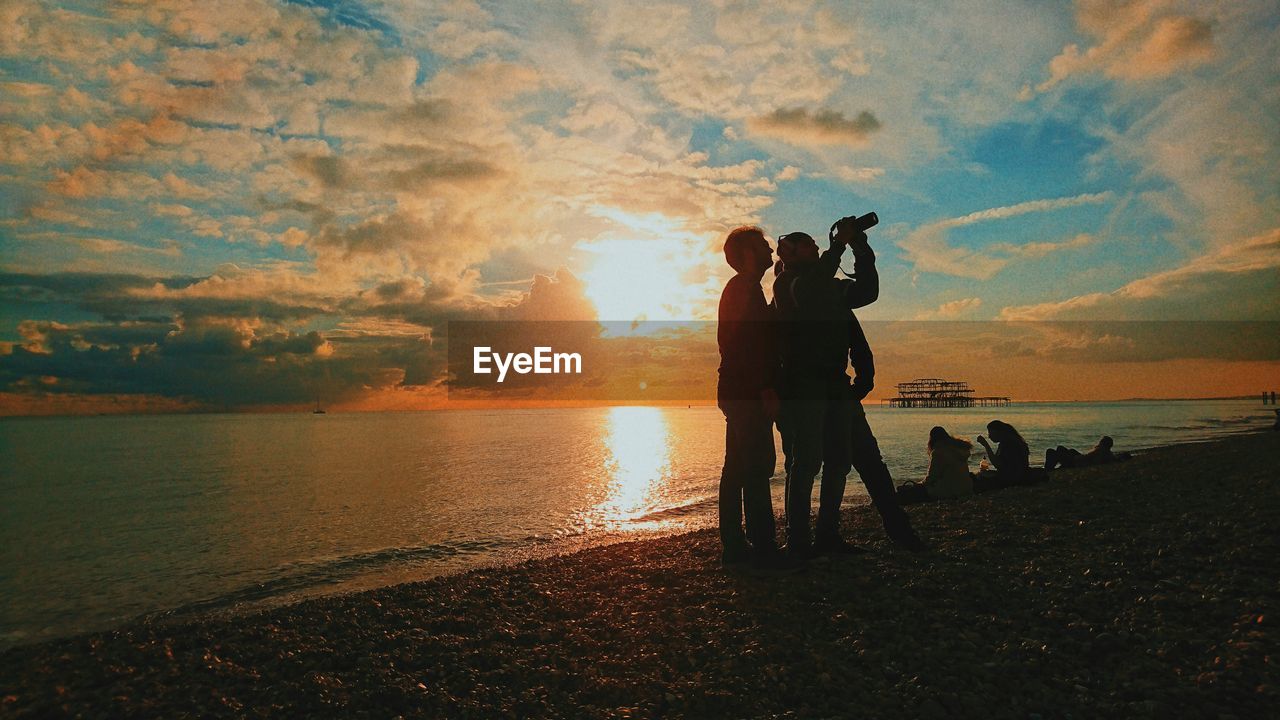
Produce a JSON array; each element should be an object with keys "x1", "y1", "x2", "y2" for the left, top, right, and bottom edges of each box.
[{"x1": 591, "y1": 406, "x2": 674, "y2": 530}]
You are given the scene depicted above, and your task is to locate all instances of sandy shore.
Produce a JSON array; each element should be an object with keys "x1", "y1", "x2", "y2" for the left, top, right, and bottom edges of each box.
[{"x1": 3, "y1": 432, "x2": 1276, "y2": 718}]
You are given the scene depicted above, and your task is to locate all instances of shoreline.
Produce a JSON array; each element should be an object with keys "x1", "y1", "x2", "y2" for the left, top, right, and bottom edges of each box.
[
  {"x1": 4, "y1": 426, "x2": 1263, "y2": 652},
  {"x1": 3, "y1": 431, "x2": 1276, "y2": 717}
]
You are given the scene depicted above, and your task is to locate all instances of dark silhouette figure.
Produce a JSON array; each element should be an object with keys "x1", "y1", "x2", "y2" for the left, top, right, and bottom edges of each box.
[
  {"x1": 774, "y1": 229, "x2": 856, "y2": 556},
  {"x1": 835, "y1": 222, "x2": 926, "y2": 551},
  {"x1": 716, "y1": 227, "x2": 781, "y2": 566},
  {"x1": 1045, "y1": 435, "x2": 1132, "y2": 470},
  {"x1": 974, "y1": 420, "x2": 1034, "y2": 491},
  {"x1": 897, "y1": 426, "x2": 974, "y2": 505},
  {"x1": 773, "y1": 216, "x2": 925, "y2": 554},
  {"x1": 1272, "y1": 409, "x2": 1279, "y2": 431}
]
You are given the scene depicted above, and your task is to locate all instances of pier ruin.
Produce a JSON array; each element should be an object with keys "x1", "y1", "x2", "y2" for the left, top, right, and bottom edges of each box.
[{"x1": 885, "y1": 378, "x2": 1010, "y2": 408}]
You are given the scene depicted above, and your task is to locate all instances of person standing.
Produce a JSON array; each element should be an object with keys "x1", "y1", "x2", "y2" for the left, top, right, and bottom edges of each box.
[
  {"x1": 774, "y1": 228, "x2": 855, "y2": 556},
  {"x1": 836, "y1": 221, "x2": 927, "y2": 550},
  {"x1": 716, "y1": 226, "x2": 782, "y2": 566}
]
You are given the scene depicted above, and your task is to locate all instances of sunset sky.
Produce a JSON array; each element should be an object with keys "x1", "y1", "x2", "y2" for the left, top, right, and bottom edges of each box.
[{"x1": 1, "y1": 0, "x2": 1277, "y2": 413}]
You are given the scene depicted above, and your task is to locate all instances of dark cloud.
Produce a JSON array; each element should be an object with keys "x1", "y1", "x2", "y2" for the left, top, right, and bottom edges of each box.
[
  {"x1": 0, "y1": 272, "x2": 330, "y2": 323},
  {"x1": 292, "y1": 154, "x2": 353, "y2": 189},
  {"x1": 747, "y1": 107, "x2": 882, "y2": 146},
  {"x1": 385, "y1": 157, "x2": 498, "y2": 192},
  {"x1": 388, "y1": 99, "x2": 454, "y2": 126},
  {"x1": 1, "y1": 317, "x2": 393, "y2": 406},
  {"x1": 0, "y1": 267, "x2": 604, "y2": 409},
  {"x1": 312, "y1": 211, "x2": 427, "y2": 257}
]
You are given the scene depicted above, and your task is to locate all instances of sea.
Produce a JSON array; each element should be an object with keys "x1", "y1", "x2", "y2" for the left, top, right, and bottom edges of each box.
[{"x1": 0, "y1": 398, "x2": 1272, "y2": 649}]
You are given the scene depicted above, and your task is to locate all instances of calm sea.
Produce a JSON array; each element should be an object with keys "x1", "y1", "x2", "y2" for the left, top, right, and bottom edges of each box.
[{"x1": 0, "y1": 399, "x2": 1270, "y2": 648}]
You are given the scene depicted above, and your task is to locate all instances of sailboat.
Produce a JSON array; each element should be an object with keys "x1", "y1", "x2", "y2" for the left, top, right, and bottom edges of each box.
[{"x1": 313, "y1": 398, "x2": 326, "y2": 414}]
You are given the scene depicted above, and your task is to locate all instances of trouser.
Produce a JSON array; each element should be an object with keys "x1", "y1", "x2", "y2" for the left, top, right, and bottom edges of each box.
[
  {"x1": 779, "y1": 375, "x2": 851, "y2": 550},
  {"x1": 719, "y1": 400, "x2": 778, "y2": 554},
  {"x1": 848, "y1": 401, "x2": 917, "y2": 540}
]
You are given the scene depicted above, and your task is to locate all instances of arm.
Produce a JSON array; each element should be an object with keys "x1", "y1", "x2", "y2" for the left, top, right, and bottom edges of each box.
[
  {"x1": 815, "y1": 238, "x2": 848, "y2": 278},
  {"x1": 785, "y1": 239, "x2": 847, "y2": 312},
  {"x1": 976, "y1": 436, "x2": 997, "y2": 467},
  {"x1": 841, "y1": 243, "x2": 879, "y2": 309}
]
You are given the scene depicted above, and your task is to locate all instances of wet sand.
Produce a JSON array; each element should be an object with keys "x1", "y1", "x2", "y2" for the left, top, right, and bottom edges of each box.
[{"x1": 2, "y1": 431, "x2": 1276, "y2": 718}]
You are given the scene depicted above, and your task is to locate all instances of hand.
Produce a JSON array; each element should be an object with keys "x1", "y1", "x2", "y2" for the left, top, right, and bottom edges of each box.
[
  {"x1": 827, "y1": 221, "x2": 850, "y2": 249},
  {"x1": 976, "y1": 435, "x2": 990, "y2": 447},
  {"x1": 851, "y1": 378, "x2": 873, "y2": 401},
  {"x1": 847, "y1": 230, "x2": 870, "y2": 253},
  {"x1": 831, "y1": 217, "x2": 869, "y2": 248},
  {"x1": 760, "y1": 388, "x2": 781, "y2": 421}
]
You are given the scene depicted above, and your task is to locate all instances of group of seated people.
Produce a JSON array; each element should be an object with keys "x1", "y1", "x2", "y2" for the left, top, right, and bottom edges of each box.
[{"x1": 895, "y1": 421, "x2": 1132, "y2": 504}]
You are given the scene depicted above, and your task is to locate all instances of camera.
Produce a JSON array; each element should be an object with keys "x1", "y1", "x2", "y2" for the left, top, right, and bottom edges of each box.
[{"x1": 830, "y1": 212, "x2": 878, "y2": 244}]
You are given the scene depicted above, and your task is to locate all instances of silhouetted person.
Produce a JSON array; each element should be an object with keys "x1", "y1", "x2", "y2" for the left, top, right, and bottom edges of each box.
[
  {"x1": 716, "y1": 226, "x2": 781, "y2": 567},
  {"x1": 835, "y1": 220, "x2": 926, "y2": 550},
  {"x1": 773, "y1": 229, "x2": 853, "y2": 556},
  {"x1": 974, "y1": 420, "x2": 1031, "y2": 491},
  {"x1": 897, "y1": 426, "x2": 974, "y2": 504},
  {"x1": 1045, "y1": 435, "x2": 1132, "y2": 470}
]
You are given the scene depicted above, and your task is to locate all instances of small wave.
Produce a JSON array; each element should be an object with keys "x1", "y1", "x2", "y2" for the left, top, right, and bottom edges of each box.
[
  {"x1": 631, "y1": 497, "x2": 717, "y2": 522},
  {"x1": 148, "y1": 538, "x2": 509, "y2": 622}
]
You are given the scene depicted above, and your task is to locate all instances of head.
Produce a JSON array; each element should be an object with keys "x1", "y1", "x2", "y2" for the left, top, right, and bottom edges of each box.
[
  {"x1": 1097, "y1": 435, "x2": 1114, "y2": 450},
  {"x1": 927, "y1": 426, "x2": 950, "y2": 450},
  {"x1": 723, "y1": 226, "x2": 773, "y2": 279},
  {"x1": 986, "y1": 420, "x2": 1021, "y2": 443},
  {"x1": 776, "y1": 231, "x2": 819, "y2": 269}
]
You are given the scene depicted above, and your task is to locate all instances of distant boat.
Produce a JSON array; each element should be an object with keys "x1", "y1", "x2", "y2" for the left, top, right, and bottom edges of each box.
[{"x1": 313, "y1": 400, "x2": 326, "y2": 414}]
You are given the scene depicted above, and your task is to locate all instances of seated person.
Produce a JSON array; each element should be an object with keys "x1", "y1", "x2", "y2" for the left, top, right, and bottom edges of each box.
[
  {"x1": 974, "y1": 420, "x2": 1035, "y2": 490},
  {"x1": 898, "y1": 426, "x2": 974, "y2": 504},
  {"x1": 1045, "y1": 435, "x2": 1132, "y2": 470}
]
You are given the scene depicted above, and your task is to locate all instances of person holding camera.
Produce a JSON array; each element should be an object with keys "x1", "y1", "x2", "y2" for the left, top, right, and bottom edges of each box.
[
  {"x1": 773, "y1": 224, "x2": 860, "y2": 557},
  {"x1": 834, "y1": 218, "x2": 927, "y2": 552},
  {"x1": 774, "y1": 214, "x2": 925, "y2": 556}
]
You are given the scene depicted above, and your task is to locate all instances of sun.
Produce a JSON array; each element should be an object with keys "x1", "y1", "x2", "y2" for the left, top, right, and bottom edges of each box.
[{"x1": 576, "y1": 208, "x2": 724, "y2": 325}]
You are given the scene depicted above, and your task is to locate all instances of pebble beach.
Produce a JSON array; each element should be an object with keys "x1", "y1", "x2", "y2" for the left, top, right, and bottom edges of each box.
[{"x1": 2, "y1": 431, "x2": 1275, "y2": 719}]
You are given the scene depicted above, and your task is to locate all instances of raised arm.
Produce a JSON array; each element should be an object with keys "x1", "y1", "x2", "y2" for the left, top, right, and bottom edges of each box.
[{"x1": 841, "y1": 243, "x2": 879, "y2": 309}]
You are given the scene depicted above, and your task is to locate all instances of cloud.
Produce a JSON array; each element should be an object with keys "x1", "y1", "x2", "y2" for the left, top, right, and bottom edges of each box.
[
  {"x1": 916, "y1": 297, "x2": 983, "y2": 320},
  {"x1": 1000, "y1": 227, "x2": 1280, "y2": 320},
  {"x1": 746, "y1": 107, "x2": 881, "y2": 147},
  {"x1": 0, "y1": 264, "x2": 601, "y2": 408},
  {"x1": 990, "y1": 233, "x2": 1096, "y2": 259},
  {"x1": 831, "y1": 167, "x2": 885, "y2": 183},
  {"x1": 897, "y1": 194, "x2": 1113, "y2": 279},
  {"x1": 1, "y1": 1, "x2": 1275, "y2": 411},
  {"x1": 1033, "y1": 1, "x2": 1215, "y2": 93}
]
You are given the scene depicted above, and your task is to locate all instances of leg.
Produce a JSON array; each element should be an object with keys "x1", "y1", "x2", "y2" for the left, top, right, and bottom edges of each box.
[
  {"x1": 718, "y1": 412, "x2": 749, "y2": 558},
  {"x1": 816, "y1": 379, "x2": 852, "y2": 541},
  {"x1": 739, "y1": 409, "x2": 778, "y2": 553},
  {"x1": 777, "y1": 411, "x2": 793, "y2": 527},
  {"x1": 1062, "y1": 447, "x2": 1083, "y2": 468},
  {"x1": 848, "y1": 400, "x2": 919, "y2": 543},
  {"x1": 782, "y1": 392, "x2": 825, "y2": 554}
]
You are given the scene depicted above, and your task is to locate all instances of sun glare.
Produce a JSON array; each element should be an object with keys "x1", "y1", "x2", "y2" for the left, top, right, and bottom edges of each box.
[
  {"x1": 577, "y1": 208, "x2": 724, "y2": 327},
  {"x1": 593, "y1": 406, "x2": 673, "y2": 527}
]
